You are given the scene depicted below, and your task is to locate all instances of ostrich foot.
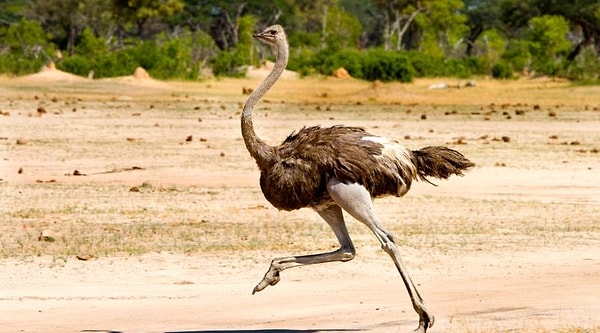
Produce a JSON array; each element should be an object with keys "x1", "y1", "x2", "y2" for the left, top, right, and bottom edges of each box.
[
  {"x1": 252, "y1": 267, "x2": 280, "y2": 294},
  {"x1": 414, "y1": 307, "x2": 435, "y2": 333}
]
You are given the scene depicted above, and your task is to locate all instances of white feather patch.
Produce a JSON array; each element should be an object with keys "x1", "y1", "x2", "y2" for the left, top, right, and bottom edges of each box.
[
  {"x1": 362, "y1": 136, "x2": 412, "y2": 164},
  {"x1": 362, "y1": 135, "x2": 417, "y2": 194}
]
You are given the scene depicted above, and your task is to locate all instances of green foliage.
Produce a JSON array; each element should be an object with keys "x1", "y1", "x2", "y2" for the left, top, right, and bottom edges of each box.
[
  {"x1": 289, "y1": 46, "x2": 496, "y2": 81},
  {"x1": 289, "y1": 48, "x2": 415, "y2": 82},
  {"x1": 323, "y1": 5, "x2": 363, "y2": 51},
  {"x1": 501, "y1": 39, "x2": 531, "y2": 74},
  {"x1": 75, "y1": 28, "x2": 108, "y2": 55},
  {"x1": 474, "y1": 28, "x2": 507, "y2": 63},
  {"x1": 362, "y1": 49, "x2": 415, "y2": 82},
  {"x1": 211, "y1": 15, "x2": 258, "y2": 78},
  {"x1": 59, "y1": 28, "x2": 213, "y2": 80},
  {"x1": 408, "y1": 52, "x2": 487, "y2": 78},
  {"x1": 0, "y1": 1, "x2": 598, "y2": 82},
  {"x1": 564, "y1": 46, "x2": 600, "y2": 82},
  {"x1": 417, "y1": 0, "x2": 468, "y2": 56},
  {"x1": 210, "y1": 49, "x2": 247, "y2": 78},
  {"x1": 526, "y1": 15, "x2": 571, "y2": 75},
  {"x1": 0, "y1": 53, "x2": 48, "y2": 75},
  {"x1": 0, "y1": 19, "x2": 54, "y2": 75},
  {"x1": 491, "y1": 62, "x2": 514, "y2": 79},
  {"x1": 5, "y1": 19, "x2": 51, "y2": 57}
]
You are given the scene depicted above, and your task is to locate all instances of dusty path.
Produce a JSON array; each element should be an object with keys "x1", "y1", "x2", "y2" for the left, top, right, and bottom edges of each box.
[
  {"x1": 1, "y1": 245, "x2": 598, "y2": 333},
  {"x1": 1, "y1": 73, "x2": 599, "y2": 332}
]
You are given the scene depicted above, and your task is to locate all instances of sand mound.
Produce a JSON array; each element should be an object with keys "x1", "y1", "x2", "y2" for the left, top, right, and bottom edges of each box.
[
  {"x1": 332, "y1": 67, "x2": 351, "y2": 79},
  {"x1": 247, "y1": 61, "x2": 298, "y2": 80},
  {"x1": 100, "y1": 67, "x2": 170, "y2": 88},
  {"x1": 133, "y1": 67, "x2": 151, "y2": 80},
  {"x1": 17, "y1": 62, "x2": 87, "y2": 83}
]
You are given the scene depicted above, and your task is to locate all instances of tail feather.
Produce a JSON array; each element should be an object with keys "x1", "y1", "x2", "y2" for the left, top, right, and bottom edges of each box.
[{"x1": 413, "y1": 146, "x2": 474, "y2": 183}]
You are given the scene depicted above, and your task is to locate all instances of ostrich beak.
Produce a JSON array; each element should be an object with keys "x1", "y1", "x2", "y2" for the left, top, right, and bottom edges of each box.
[
  {"x1": 253, "y1": 32, "x2": 267, "y2": 42},
  {"x1": 253, "y1": 31, "x2": 275, "y2": 45}
]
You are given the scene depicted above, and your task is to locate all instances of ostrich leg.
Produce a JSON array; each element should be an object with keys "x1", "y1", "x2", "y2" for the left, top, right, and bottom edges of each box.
[
  {"x1": 326, "y1": 178, "x2": 435, "y2": 333},
  {"x1": 253, "y1": 204, "x2": 356, "y2": 294}
]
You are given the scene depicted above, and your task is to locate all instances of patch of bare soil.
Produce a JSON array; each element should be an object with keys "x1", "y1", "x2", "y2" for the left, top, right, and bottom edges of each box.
[
  {"x1": 0, "y1": 74, "x2": 599, "y2": 333},
  {"x1": 247, "y1": 60, "x2": 299, "y2": 80},
  {"x1": 15, "y1": 64, "x2": 88, "y2": 83}
]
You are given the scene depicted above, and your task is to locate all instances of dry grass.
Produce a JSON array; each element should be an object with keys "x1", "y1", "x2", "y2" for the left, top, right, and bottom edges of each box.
[
  {"x1": 1, "y1": 74, "x2": 600, "y2": 332},
  {"x1": 1, "y1": 75, "x2": 599, "y2": 260}
]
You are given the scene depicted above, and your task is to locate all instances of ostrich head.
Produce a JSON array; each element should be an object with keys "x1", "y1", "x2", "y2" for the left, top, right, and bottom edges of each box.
[{"x1": 253, "y1": 25, "x2": 286, "y2": 48}]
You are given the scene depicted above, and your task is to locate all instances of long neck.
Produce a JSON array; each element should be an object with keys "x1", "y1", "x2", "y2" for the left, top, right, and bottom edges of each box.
[{"x1": 241, "y1": 41, "x2": 288, "y2": 166}]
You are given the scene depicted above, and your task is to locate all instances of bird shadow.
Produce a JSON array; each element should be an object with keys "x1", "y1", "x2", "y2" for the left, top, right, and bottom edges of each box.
[
  {"x1": 165, "y1": 329, "x2": 363, "y2": 333},
  {"x1": 82, "y1": 327, "x2": 364, "y2": 333}
]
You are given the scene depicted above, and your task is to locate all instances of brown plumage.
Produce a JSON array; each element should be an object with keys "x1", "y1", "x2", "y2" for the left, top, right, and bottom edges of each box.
[
  {"x1": 258, "y1": 125, "x2": 473, "y2": 211},
  {"x1": 241, "y1": 24, "x2": 474, "y2": 333}
]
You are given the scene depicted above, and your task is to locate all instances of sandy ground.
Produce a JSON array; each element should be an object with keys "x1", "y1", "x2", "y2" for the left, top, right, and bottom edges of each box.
[{"x1": 1, "y1": 69, "x2": 599, "y2": 333}]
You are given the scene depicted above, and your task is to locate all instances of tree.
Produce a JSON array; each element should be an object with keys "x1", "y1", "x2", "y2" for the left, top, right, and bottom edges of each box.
[
  {"x1": 531, "y1": 0, "x2": 600, "y2": 61},
  {"x1": 498, "y1": 0, "x2": 540, "y2": 38},
  {"x1": 417, "y1": 0, "x2": 467, "y2": 56},
  {"x1": 29, "y1": 0, "x2": 89, "y2": 55},
  {"x1": 373, "y1": 0, "x2": 427, "y2": 51},
  {"x1": 0, "y1": 0, "x2": 29, "y2": 28},
  {"x1": 173, "y1": 0, "x2": 295, "y2": 51},
  {"x1": 0, "y1": 18, "x2": 53, "y2": 74},
  {"x1": 322, "y1": 3, "x2": 363, "y2": 50},
  {"x1": 5, "y1": 19, "x2": 51, "y2": 56},
  {"x1": 111, "y1": 0, "x2": 184, "y2": 42},
  {"x1": 340, "y1": 0, "x2": 385, "y2": 48},
  {"x1": 526, "y1": 15, "x2": 571, "y2": 74},
  {"x1": 462, "y1": 0, "x2": 502, "y2": 56}
]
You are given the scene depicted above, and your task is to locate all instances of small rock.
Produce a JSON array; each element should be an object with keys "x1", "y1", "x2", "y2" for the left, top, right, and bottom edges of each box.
[
  {"x1": 76, "y1": 254, "x2": 93, "y2": 261},
  {"x1": 38, "y1": 231, "x2": 55, "y2": 242}
]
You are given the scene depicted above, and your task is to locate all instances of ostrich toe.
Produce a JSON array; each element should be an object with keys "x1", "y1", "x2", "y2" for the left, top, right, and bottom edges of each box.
[{"x1": 252, "y1": 268, "x2": 281, "y2": 294}]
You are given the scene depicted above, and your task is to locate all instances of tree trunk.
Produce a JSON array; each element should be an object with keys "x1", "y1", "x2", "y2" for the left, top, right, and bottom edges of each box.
[
  {"x1": 321, "y1": 5, "x2": 328, "y2": 50},
  {"x1": 383, "y1": 11, "x2": 391, "y2": 51},
  {"x1": 465, "y1": 25, "x2": 483, "y2": 56},
  {"x1": 67, "y1": 24, "x2": 76, "y2": 56},
  {"x1": 566, "y1": 22, "x2": 595, "y2": 62},
  {"x1": 395, "y1": 8, "x2": 423, "y2": 51},
  {"x1": 137, "y1": 18, "x2": 147, "y2": 40}
]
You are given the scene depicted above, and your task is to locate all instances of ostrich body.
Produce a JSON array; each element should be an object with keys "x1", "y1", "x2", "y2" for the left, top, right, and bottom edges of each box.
[{"x1": 242, "y1": 25, "x2": 474, "y2": 332}]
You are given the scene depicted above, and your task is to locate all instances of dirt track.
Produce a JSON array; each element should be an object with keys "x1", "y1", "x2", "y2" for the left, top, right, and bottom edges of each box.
[{"x1": 1, "y1": 71, "x2": 599, "y2": 332}]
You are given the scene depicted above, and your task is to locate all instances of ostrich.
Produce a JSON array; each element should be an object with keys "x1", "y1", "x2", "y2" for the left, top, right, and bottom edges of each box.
[{"x1": 242, "y1": 25, "x2": 474, "y2": 333}]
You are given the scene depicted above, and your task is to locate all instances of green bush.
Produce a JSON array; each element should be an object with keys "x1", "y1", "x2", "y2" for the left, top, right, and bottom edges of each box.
[
  {"x1": 407, "y1": 52, "x2": 486, "y2": 78},
  {"x1": 57, "y1": 54, "x2": 93, "y2": 76},
  {"x1": 564, "y1": 46, "x2": 600, "y2": 83},
  {"x1": 491, "y1": 62, "x2": 513, "y2": 79},
  {"x1": 363, "y1": 49, "x2": 414, "y2": 82},
  {"x1": 0, "y1": 53, "x2": 47, "y2": 75},
  {"x1": 287, "y1": 47, "x2": 318, "y2": 76},
  {"x1": 211, "y1": 50, "x2": 247, "y2": 77},
  {"x1": 308, "y1": 49, "x2": 365, "y2": 78},
  {"x1": 526, "y1": 15, "x2": 571, "y2": 75},
  {"x1": 0, "y1": 19, "x2": 54, "y2": 75},
  {"x1": 288, "y1": 48, "x2": 415, "y2": 82},
  {"x1": 58, "y1": 31, "x2": 207, "y2": 80},
  {"x1": 407, "y1": 52, "x2": 447, "y2": 77}
]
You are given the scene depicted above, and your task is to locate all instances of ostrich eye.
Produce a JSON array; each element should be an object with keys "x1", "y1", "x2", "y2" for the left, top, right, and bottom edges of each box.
[{"x1": 269, "y1": 30, "x2": 277, "y2": 35}]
